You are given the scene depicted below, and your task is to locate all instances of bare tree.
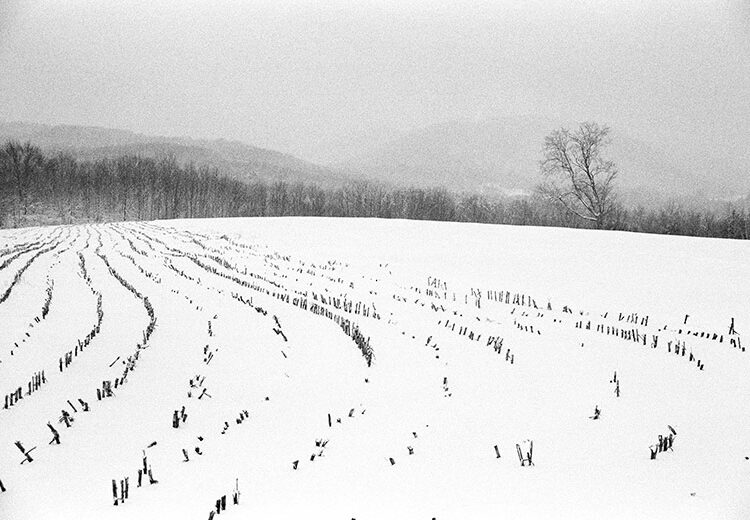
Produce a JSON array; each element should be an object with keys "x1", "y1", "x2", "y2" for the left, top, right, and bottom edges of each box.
[
  {"x1": 539, "y1": 122, "x2": 618, "y2": 229},
  {"x1": 1, "y1": 141, "x2": 44, "y2": 220},
  {"x1": 0, "y1": 150, "x2": 9, "y2": 226},
  {"x1": 46, "y1": 152, "x2": 78, "y2": 223}
]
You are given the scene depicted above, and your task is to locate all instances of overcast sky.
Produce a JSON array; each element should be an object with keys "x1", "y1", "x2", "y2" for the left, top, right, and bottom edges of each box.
[{"x1": 0, "y1": 0, "x2": 748, "y2": 166}]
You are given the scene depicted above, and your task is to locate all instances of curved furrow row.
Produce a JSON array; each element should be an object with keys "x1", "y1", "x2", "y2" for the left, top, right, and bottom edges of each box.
[
  {"x1": 0, "y1": 230, "x2": 59, "y2": 272},
  {"x1": 0, "y1": 231, "x2": 66, "y2": 306},
  {"x1": 0, "y1": 232, "x2": 101, "y2": 411}
]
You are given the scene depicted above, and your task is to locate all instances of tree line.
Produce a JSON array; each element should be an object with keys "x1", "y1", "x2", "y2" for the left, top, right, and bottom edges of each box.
[{"x1": 0, "y1": 140, "x2": 748, "y2": 240}]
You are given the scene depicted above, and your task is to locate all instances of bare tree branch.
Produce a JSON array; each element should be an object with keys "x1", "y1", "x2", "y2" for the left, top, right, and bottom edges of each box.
[{"x1": 537, "y1": 122, "x2": 618, "y2": 229}]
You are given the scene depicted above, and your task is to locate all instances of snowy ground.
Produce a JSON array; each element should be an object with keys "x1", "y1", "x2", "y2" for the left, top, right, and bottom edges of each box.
[{"x1": 0, "y1": 217, "x2": 748, "y2": 519}]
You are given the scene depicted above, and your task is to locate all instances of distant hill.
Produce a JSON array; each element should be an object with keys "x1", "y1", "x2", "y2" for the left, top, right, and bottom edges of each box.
[
  {"x1": 3, "y1": 120, "x2": 746, "y2": 206},
  {"x1": 0, "y1": 121, "x2": 350, "y2": 187},
  {"x1": 336, "y1": 116, "x2": 733, "y2": 203}
]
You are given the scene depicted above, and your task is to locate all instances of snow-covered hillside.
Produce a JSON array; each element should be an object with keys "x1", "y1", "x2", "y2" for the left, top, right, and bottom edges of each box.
[{"x1": 1, "y1": 217, "x2": 748, "y2": 519}]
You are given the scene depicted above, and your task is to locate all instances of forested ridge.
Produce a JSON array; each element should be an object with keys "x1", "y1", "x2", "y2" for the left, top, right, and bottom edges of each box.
[{"x1": 1, "y1": 140, "x2": 748, "y2": 239}]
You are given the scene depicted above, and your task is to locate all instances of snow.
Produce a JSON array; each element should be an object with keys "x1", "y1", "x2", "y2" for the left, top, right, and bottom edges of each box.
[{"x1": 0, "y1": 217, "x2": 749, "y2": 519}]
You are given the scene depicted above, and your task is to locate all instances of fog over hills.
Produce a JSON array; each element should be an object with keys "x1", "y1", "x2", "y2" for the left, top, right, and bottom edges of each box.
[
  {"x1": 2, "y1": 2, "x2": 748, "y2": 205},
  {"x1": 336, "y1": 115, "x2": 743, "y2": 202},
  {"x1": 0, "y1": 121, "x2": 349, "y2": 187},
  {"x1": 3, "y1": 118, "x2": 747, "y2": 207}
]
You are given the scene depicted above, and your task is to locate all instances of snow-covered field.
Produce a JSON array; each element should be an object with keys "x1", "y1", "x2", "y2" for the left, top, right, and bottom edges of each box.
[{"x1": 0, "y1": 217, "x2": 748, "y2": 519}]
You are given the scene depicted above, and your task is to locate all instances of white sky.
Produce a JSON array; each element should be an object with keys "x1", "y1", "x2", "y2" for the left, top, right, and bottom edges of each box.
[{"x1": 0, "y1": 0, "x2": 748, "y2": 166}]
